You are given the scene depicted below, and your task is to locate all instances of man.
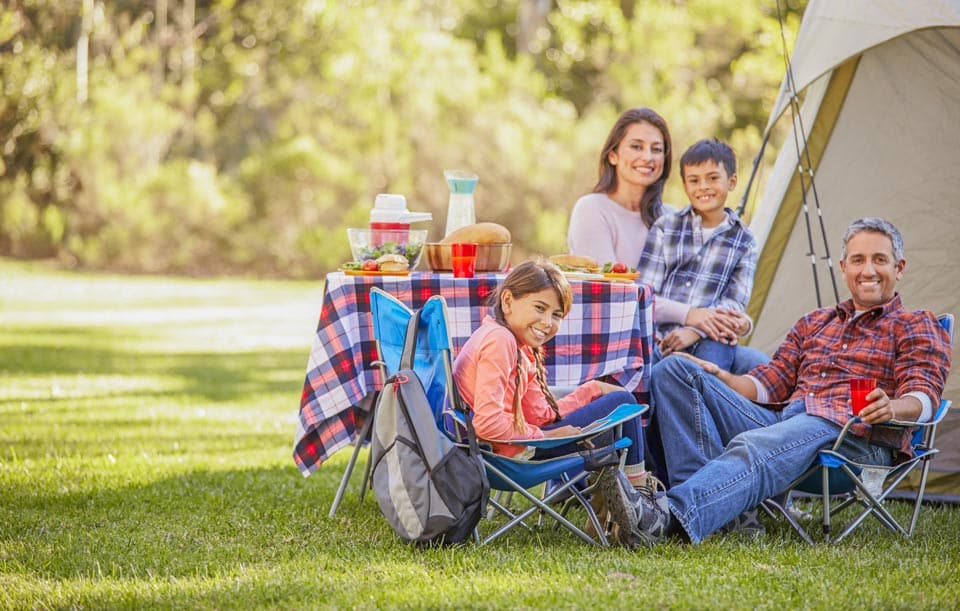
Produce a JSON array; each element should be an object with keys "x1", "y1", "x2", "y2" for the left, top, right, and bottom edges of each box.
[{"x1": 621, "y1": 217, "x2": 951, "y2": 545}]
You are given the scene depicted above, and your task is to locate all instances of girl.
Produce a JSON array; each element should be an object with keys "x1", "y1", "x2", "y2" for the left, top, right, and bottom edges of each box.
[
  {"x1": 452, "y1": 258, "x2": 657, "y2": 546},
  {"x1": 567, "y1": 107, "x2": 673, "y2": 266}
]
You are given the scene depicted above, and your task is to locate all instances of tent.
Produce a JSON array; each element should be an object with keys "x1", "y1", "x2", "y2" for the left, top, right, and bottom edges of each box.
[{"x1": 744, "y1": 0, "x2": 960, "y2": 501}]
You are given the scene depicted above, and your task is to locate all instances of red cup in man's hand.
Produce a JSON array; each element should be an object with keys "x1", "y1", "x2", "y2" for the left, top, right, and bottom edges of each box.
[{"x1": 849, "y1": 377, "x2": 877, "y2": 415}]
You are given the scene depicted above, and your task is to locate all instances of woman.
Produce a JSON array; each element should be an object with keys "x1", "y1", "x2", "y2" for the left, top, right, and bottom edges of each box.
[{"x1": 567, "y1": 108, "x2": 673, "y2": 266}]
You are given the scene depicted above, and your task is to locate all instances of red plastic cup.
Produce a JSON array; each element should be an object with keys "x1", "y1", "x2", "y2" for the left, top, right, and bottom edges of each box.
[
  {"x1": 849, "y1": 377, "x2": 877, "y2": 415},
  {"x1": 450, "y1": 243, "x2": 478, "y2": 278}
]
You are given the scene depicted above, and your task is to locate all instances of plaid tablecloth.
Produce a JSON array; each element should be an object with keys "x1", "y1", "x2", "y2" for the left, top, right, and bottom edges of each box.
[{"x1": 293, "y1": 271, "x2": 653, "y2": 476}]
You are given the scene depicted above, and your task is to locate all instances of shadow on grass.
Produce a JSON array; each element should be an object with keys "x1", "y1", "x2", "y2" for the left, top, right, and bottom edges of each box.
[
  {"x1": 2, "y1": 462, "x2": 397, "y2": 581},
  {"x1": 0, "y1": 324, "x2": 310, "y2": 403}
]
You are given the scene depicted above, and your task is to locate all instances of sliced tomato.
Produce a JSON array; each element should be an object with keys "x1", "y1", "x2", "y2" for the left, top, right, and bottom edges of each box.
[
  {"x1": 611, "y1": 262, "x2": 628, "y2": 274},
  {"x1": 362, "y1": 259, "x2": 379, "y2": 272}
]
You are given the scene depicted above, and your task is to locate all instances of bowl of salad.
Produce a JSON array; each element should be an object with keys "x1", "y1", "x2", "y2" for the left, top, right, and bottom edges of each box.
[{"x1": 347, "y1": 228, "x2": 427, "y2": 269}]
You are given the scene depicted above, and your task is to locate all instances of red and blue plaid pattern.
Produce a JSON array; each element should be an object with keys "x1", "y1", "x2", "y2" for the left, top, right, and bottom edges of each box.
[{"x1": 293, "y1": 271, "x2": 653, "y2": 475}]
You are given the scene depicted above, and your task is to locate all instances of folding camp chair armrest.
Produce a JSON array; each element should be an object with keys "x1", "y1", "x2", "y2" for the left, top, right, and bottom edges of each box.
[
  {"x1": 501, "y1": 436, "x2": 633, "y2": 451},
  {"x1": 829, "y1": 417, "x2": 861, "y2": 452},
  {"x1": 472, "y1": 403, "x2": 647, "y2": 448},
  {"x1": 830, "y1": 400, "x2": 949, "y2": 452},
  {"x1": 885, "y1": 418, "x2": 932, "y2": 428}
]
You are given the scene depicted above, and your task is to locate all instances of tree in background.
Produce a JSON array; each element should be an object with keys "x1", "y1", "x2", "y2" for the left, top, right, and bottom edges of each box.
[{"x1": 0, "y1": 0, "x2": 804, "y2": 277}]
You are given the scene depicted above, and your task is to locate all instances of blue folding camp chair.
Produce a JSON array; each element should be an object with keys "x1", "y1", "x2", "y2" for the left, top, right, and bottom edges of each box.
[
  {"x1": 366, "y1": 287, "x2": 648, "y2": 546},
  {"x1": 763, "y1": 313, "x2": 954, "y2": 544}
]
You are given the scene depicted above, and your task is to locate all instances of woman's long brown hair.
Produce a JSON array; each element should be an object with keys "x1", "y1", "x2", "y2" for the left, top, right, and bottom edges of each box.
[{"x1": 592, "y1": 107, "x2": 672, "y2": 228}]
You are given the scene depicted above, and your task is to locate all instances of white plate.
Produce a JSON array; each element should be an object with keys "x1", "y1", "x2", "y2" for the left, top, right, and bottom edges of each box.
[{"x1": 562, "y1": 272, "x2": 605, "y2": 282}]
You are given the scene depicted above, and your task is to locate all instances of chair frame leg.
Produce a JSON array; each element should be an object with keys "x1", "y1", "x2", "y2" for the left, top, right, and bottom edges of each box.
[
  {"x1": 480, "y1": 463, "x2": 603, "y2": 546},
  {"x1": 831, "y1": 464, "x2": 908, "y2": 543},
  {"x1": 327, "y1": 405, "x2": 376, "y2": 518}
]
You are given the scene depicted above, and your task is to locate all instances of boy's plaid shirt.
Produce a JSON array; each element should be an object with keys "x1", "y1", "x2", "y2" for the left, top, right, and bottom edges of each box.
[{"x1": 638, "y1": 206, "x2": 758, "y2": 335}]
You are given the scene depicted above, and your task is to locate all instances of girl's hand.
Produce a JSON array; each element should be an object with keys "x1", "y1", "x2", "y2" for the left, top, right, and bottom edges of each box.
[
  {"x1": 594, "y1": 381, "x2": 625, "y2": 395},
  {"x1": 542, "y1": 425, "x2": 582, "y2": 438},
  {"x1": 659, "y1": 327, "x2": 701, "y2": 356}
]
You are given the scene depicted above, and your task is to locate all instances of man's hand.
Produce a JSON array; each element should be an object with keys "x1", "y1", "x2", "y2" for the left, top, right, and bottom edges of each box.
[
  {"x1": 659, "y1": 327, "x2": 701, "y2": 356},
  {"x1": 671, "y1": 352, "x2": 758, "y2": 401},
  {"x1": 857, "y1": 387, "x2": 894, "y2": 424},
  {"x1": 673, "y1": 351, "x2": 722, "y2": 376},
  {"x1": 856, "y1": 388, "x2": 923, "y2": 424}
]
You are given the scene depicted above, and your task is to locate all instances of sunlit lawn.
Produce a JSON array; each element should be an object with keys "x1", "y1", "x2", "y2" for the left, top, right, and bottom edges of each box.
[{"x1": 2, "y1": 259, "x2": 959, "y2": 609}]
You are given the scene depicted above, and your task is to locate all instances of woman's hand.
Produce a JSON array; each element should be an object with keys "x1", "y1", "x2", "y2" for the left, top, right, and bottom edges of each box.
[
  {"x1": 659, "y1": 327, "x2": 701, "y2": 356},
  {"x1": 714, "y1": 308, "x2": 752, "y2": 337}
]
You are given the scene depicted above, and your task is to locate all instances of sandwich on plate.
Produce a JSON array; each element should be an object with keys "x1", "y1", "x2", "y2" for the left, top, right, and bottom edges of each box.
[
  {"x1": 376, "y1": 253, "x2": 410, "y2": 273},
  {"x1": 548, "y1": 254, "x2": 600, "y2": 274}
]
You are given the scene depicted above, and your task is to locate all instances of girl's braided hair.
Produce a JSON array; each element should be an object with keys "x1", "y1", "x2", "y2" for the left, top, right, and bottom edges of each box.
[{"x1": 487, "y1": 258, "x2": 573, "y2": 432}]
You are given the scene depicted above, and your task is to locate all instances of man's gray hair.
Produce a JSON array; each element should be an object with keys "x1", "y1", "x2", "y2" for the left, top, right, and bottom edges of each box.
[{"x1": 840, "y1": 217, "x2": 904, "y2": 261}]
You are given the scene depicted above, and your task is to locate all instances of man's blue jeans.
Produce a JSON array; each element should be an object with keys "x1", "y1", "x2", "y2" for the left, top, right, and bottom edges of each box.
[{"x1": 651, "y1": 356, "x2": 893, "y2": 543}]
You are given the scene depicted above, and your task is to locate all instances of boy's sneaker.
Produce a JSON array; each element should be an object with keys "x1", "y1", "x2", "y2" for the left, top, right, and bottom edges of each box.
[
  {"x1": 595, "y1": 466, "x2": 671, "y2": 549},
  {"x1": 629, "y1": 470, "x2": 666, "y2": 496}
]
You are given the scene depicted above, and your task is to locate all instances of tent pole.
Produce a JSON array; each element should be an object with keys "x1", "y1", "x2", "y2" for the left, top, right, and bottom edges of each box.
[
  {"x1": 778, "y1": 0, "x2": 841, "y2": 305},
  {"x1": 777, "y1": 0, "x2": 823, "y2": 308},
  {"x1": 737, "y1": 132, "x2": 769, "y2": 218}
]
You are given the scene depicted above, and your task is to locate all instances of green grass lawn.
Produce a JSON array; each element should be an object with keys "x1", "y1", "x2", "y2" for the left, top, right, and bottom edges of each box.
[{"x1": 2, "y1": 259, "x2": 959, "y2": 609}]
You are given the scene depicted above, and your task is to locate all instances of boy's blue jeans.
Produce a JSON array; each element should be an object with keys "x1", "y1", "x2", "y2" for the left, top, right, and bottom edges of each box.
[
  {"x1": 536, "y1": 390, "x2": 642, "y2": 467},
  {"x1": 652, "y1": 337, "x2": 769, "y2": 375},
  {"x1": 651, "y1": 356, "x2": 893, "y2": 543}
]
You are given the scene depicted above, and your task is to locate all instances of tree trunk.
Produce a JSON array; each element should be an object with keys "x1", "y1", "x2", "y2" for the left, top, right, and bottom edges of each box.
[
  {"x1": 76, "y1": 0, "x2": 94, "y2": 103},
  {"x1": 517, "y1": 0, "x2": 552, "y2": 54},
  {"x1": 154, "y1": 0, "x2": 168, "y2": 96}
]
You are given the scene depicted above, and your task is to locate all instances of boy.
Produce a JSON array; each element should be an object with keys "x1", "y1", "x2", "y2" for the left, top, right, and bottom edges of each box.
[{"x1": 638, "y1": 138, "x2": 764, "y2": 373}]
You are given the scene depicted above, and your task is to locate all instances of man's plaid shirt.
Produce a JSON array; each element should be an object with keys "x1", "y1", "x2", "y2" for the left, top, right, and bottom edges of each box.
[{"x1": 750, "y1": 295, "x2": 951, "y2": 455}]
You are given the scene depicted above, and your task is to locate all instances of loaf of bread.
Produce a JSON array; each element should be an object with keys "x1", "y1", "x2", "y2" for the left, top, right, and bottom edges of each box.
[{"x1": 439, "y1": 222, "x2": 511, "y2": 245}]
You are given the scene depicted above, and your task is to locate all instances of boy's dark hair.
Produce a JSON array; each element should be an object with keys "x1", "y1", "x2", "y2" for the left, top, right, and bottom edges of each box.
[{"x1": 679, "y1": 138, "x2": 736, "y2": 180}]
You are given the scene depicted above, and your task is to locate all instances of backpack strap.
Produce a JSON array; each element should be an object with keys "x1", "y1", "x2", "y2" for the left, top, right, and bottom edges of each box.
[
  {"x1": 399, "y1": 303, "x2": 484, "y2": 462},
  {"x1": 399, "y1": 308, "x2": 422, "y2": 371}
]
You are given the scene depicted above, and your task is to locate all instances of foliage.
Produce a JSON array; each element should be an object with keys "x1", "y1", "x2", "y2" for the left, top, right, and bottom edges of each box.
[
  {"x1": 3, "y1": 259, "x2": 960, "y2": 610},
  {"x1": 0, "y1": 1, "x2": 805, "y2": 277}
]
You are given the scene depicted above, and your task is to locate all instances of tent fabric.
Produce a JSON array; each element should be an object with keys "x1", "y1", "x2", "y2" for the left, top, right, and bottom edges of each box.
[
  {"x1": 747, "y1": 0, "x2": 960, "y2": 500},
  {"x1": 767, "y1": 0, "x2": 960, "y2": 127}
]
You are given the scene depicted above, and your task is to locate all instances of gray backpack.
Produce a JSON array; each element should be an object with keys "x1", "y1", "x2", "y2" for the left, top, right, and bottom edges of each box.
[{"x1": 369, "y1": 308, "x2": 488, "y2": 546}]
